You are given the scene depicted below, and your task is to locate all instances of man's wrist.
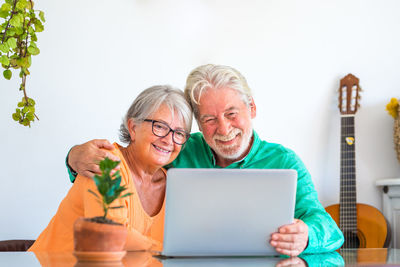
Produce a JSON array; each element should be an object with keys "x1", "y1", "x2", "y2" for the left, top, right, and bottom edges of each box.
[{"x1": 66, "y1": 149, "x2": 78, "y2": 182}]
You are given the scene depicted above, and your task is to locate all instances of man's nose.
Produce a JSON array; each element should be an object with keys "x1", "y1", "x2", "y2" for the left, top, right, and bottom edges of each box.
[{"x1": 216, "y1": 118, "x2": 231, "y2": 136}]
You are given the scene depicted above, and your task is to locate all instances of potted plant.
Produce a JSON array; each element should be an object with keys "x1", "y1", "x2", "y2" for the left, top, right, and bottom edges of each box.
[{"x1": 73, "y1": 157, "x2": 132, "y2": 262}]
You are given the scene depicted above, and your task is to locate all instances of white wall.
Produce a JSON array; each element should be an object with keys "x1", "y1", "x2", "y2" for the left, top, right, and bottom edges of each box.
[{"x1": 1, "y1": 0, "x2": 400, "y2": 240}]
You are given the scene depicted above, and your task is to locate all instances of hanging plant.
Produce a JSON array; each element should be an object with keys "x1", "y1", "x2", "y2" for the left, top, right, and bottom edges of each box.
[{"x1": 0, "y1": 0, "x2": 45, "y2": 127}]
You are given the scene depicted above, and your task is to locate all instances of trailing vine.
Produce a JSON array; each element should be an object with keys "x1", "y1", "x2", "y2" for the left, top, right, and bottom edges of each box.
[{"x1": 0, "y1": 0, "x2": 45, "y2": 127}]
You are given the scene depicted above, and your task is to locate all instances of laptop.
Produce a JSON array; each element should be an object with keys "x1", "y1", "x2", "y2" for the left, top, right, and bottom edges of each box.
[{"x1": 160, "y1": 168, "x2": 297, "y2": 257}]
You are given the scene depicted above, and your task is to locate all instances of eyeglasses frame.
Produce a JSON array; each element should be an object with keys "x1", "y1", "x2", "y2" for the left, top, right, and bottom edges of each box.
[{"x1": 143, "y1": 119, "x2": 190, "y2": 145}]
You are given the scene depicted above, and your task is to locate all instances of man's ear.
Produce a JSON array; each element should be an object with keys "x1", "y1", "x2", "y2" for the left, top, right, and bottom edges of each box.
[
  {"x1": 127, "y1": 118, "x2": 137, "y2": 142},
  {"x1": 249, "y1": 98, "x2": 257, "y2": 119}
]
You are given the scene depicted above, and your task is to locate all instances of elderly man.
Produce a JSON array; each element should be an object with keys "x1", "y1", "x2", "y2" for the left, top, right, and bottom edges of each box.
[{"x1": 66, "y1": 64, "x2": 344, "y2": 256}]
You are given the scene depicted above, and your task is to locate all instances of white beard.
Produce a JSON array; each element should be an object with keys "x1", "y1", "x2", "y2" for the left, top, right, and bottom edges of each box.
[{"x1": 212, "y1": 127, "x2": 253, "y2": 160}]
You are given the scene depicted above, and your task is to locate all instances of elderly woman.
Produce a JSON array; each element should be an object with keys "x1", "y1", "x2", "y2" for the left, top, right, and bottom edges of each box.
[{"x1": 29, "y1": 85, "x2": 192, "y2": 252}]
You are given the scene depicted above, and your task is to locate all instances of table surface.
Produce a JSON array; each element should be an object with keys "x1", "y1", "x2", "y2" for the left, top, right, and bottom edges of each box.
[{"x1": 1, "y1": 248, "x2": 399, "y2": 266}]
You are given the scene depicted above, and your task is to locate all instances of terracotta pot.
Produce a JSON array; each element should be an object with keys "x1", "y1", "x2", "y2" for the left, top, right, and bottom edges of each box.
[{"x1": 73, "y1": 217, "x2": 127, "y2": 252}]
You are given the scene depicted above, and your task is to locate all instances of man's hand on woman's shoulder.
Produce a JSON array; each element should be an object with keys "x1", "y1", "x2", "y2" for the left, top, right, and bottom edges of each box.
[{"x1": 68, "y1": 139, "x2": 120, "y2": 178}]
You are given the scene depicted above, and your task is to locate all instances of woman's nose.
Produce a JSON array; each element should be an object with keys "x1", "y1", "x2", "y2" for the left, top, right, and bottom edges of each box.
[{"x1": 160, "y1": 130, "x2": 174, "y2": 144}]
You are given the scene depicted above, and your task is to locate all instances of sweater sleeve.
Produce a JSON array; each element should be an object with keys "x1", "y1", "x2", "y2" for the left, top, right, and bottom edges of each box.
[{"x1": 282, "y1": 151, "x2": 344, "y2": 253}]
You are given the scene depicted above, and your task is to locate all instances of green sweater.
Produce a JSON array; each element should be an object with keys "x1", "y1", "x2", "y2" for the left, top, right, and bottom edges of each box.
[{"x1": 67, "y1": 130, "x2": 344, "y2": 253}]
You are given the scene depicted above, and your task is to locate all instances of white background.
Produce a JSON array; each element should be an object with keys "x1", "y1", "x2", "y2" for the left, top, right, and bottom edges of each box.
[{"x1": 1, "y1": 0, "x2": 400, "y2": 240}]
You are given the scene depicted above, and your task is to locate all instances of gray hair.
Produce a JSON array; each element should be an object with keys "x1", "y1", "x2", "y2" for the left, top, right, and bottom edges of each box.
[
  {"x1": 184, "y1": 64, "x2": 253, "y2": 120},
  {"x1": 119, "y1": 85, "x2": 193, "y2": 144}
]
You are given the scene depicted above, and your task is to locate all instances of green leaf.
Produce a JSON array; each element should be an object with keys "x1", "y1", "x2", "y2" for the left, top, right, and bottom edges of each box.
[
  {"x1": 39, "y1": 11, "x2": 45, "y2": 22},
  {"x1": 10, "y1": 14, "x2": 23, "y2": 27},
  {"x1": 6, "y1": 28, "x2": 15, "y2": 36},
  {"x1": 16, "y1": 57, "x2": 29, "y2": 68},
  {"x1": 119, "y1": 192, "x2": 133, "y2": 199},
  {"x1": 34, "y1": 20, "x2": 44, "y2": 32},
  {"x1": 3, "y1": 69, "x2": 11, "y2": 80},
  {"x1": 7, "y1": 38, "x2": 17, "y2": 49},
  {"x1": 88, "y1": 189, "x2": 100, "y2": 199},
  {"x1": 112, "y1": 170, "x2": 121, "y2": 179},
  {"x1": 31, "y1": 33, "x2": 37, "y2": 41},
  {"x1": 27, "y1": 46, "x2": 40, "y2": 55},
  {"x1": 28, "y1": 98, "x2": 35, "y2": 105},
  {"x1": 0, "y1": 43, "x2": 9, "y2": 53},
  {"x1": 109, "y1": 206, "x2": 124, "y2": 210},
  {"x1": 0, "y1": 55, "x2": 9, "y2": 65},
  {"x1": 98, "y1": 182, "x2": 109, "y2": 196},
  {"x1": 12, "y1": 112, "x2": 21, "y2": 121},
  {"x1": 26, "y1": 112, "x2": 34, "y2": 121},
  {"x1": 0, "y1": 3, "x2": 11, "y2": 12},
  {"x1": 22, "y1": 118, "x2": 30, "y2": 126},
  {"x1": 16, "y1": 0, "x2": 27, "y2": 10},
  {"x1": 26, "y1": 1, "x2": 33, "y2": 9},
  {"x1": 27, "y1": 106, "x2": 35, "y2": 113},
  {"x1": 93, "y1": 175, "x2": 102, "y2": 188},
  {"x1": 17, "y1": 101, "x2": 24, "y2": 107},
  {"x1": 110, "y1": 176, "x2": 122, "y2": 192},
  {"x1": 15, "y1": 27, "x2": 23, "y2": 35},
  {"x1": 0, "y1": 10, "x2": 9, "y2": 19}
]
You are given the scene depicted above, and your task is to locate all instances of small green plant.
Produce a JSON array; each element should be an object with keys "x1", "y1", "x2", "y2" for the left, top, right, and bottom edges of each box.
[
  {"x1": 88, "y1": 157, "x2": 132, "y2": 223},
  {"x1": 0, "y1": 0, "x2": 45, "y2": 127}
]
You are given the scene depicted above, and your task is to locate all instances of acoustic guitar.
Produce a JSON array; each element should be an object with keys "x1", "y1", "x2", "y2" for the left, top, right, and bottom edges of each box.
[{"x1": 325, "y1": 74, "x2": 389, "y2": 249}]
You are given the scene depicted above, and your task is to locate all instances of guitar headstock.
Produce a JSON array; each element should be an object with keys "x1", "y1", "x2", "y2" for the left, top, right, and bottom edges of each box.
[{"x1": 338, "y1": 74, "x2": 361, "y2": 115}]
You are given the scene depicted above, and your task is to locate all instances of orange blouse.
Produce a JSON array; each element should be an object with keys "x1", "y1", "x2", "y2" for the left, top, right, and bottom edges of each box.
[{"x1": 29, "y1": 143, "x2": 165, "y2": 252}]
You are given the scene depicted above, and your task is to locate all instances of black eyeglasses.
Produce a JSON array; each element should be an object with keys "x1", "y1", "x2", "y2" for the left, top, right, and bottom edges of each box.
[{"x1": 143, "y1": 119, "x2": 190, "y2": 145}]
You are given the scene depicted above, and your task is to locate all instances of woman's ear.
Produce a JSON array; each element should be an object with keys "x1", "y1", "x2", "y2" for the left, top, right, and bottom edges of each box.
[{"x1": 127, "y1": 118, "x2": 137, "y2": 142}]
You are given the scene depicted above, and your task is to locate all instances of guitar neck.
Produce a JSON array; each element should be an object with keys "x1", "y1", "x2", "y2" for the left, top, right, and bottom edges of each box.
[{"x1": 340, "y1": 115, "x2": 357, "y2": 232}]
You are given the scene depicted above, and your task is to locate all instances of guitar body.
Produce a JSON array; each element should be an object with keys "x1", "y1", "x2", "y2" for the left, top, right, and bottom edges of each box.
[{"x1": 325, "y1": 203, "x2": 388, "y2": 248}]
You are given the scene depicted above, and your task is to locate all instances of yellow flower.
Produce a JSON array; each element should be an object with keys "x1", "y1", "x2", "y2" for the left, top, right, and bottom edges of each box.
[{"x1": 386, "y1": 98, "x2": 399, "y2": 119}]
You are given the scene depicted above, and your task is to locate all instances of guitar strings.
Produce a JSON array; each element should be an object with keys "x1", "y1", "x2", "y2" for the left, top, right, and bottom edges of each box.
[{"x1": 340, "y1": 115, "x2": 357, "y2": 248}]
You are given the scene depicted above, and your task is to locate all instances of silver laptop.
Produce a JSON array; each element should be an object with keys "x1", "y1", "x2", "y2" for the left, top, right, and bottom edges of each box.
[{"x1": 161, "y1": 168, "x2": 297, "y2": 257}]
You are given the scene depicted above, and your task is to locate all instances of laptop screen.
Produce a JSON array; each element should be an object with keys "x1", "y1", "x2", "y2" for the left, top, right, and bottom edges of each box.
[{"x1": 162, "y1": 168, "x2": 297, "y2": 256}]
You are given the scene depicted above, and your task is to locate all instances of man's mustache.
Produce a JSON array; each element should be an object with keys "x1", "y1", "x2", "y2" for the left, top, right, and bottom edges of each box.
[{"x1": 213, "y1": 128, "x2": 242, "y2": 142}]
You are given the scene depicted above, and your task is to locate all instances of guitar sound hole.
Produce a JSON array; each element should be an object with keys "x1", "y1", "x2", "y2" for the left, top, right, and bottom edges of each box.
[{"x1": 343, "y1": 231, "x2": 360, "y2": 248}]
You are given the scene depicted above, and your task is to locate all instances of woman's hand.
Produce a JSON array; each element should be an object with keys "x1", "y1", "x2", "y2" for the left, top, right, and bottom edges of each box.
[
  {"x1": 68, "y1": 139, "x2": 119, "y2": 178},
  {"x1": 270, "y1": 219, "x2": 309, "y2": 256}
]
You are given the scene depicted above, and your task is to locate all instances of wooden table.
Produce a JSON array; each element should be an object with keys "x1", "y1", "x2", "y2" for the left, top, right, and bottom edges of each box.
[{"x1": 1, "y1": 248, "x2": 399, "y2": 266}]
